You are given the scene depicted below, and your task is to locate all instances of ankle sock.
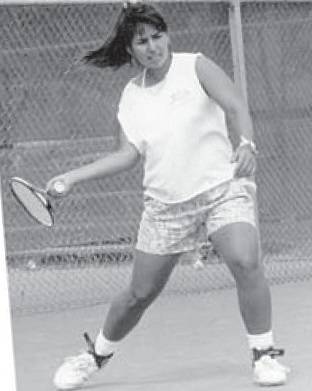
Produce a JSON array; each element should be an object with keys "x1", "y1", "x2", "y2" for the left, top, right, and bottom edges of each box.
[
  {"x1": 94, "y1": 330, "x2": 118, "y2": 356},
  {"x1": 247, "y1": 330, "x2": 274, "y2": 350}
]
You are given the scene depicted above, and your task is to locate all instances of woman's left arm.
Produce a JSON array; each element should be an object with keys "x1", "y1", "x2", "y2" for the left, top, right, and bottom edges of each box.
[{"x1": 195, "y1": 54, "x2": 257, "y2": 178}]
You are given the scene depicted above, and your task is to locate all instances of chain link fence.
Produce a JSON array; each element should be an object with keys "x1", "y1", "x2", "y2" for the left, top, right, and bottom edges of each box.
[
  {"x1": 242, "y1": 1, "x2": 312, "y2": 260},
  {"x1": 1, "y1": 1, "x2": 312, "y2": 315}
]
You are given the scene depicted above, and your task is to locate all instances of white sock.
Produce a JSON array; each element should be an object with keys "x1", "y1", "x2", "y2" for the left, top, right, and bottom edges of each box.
[
  {"x1": 94, "y1": 330, "x2": 118, "y2": 356},
  {"x1": 247, "y1": 330, "x2": 274, "y2": 350}
]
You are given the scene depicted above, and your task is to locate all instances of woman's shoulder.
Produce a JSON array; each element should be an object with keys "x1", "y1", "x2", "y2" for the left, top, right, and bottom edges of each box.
[
  {"x1": 170, "y1": 52, "x2": 206, "y2": 78},
  {"x1": 120, "y1": 77, "x2": 138, "y2": 96},
  {"x1": 119, "y1": 75, "x2": 143, "y2": 108},
  {"x1": 182, "y1": 52, "x2": 224, "y2": 81},
  {"x1": 121, "y1": 73, "x2": 144, "y2": 96},
  {"x1": 171, "y1": 52, "x2": 206, "y2": 72},
  {"x1": 172, "y1": 51, "x2": 203, "y2": 62}
]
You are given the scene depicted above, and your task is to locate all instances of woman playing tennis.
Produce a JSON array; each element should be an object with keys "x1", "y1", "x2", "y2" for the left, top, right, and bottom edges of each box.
[{"x1": 48, "y1": 3, "x2": 289, "y2": 389}]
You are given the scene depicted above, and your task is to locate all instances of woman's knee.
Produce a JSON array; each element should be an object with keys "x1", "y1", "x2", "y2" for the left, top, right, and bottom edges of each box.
[
  {"x1": 211, "y1": 223, "x2": 260, "y2": 274},
  {"x1": 226, "y1": 245, "x2": 260, "y2": 274},
  {"x1": 125, "y1": 251, "x2": 179, "y2": 310}
]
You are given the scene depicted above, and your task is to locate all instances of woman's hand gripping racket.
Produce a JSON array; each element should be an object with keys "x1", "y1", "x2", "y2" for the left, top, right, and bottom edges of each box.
[{"x1": 9, "y1": 176, "x2": 68, "y2": 227}]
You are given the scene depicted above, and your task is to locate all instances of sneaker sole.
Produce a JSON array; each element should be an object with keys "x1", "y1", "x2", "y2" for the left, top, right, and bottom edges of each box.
[{"x1": 254, "y1": 378, "x2": 287, "y2": 387}]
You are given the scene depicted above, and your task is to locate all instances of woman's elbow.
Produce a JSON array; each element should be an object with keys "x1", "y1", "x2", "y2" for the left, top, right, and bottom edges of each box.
[{"x1": 120, "y1": 145, "x2": 140, "y2": 168}]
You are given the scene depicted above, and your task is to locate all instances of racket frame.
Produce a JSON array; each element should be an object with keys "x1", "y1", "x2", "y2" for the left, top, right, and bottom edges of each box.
[{"x1": 9, "y1": 176, "x2": 54, "y2": 227}]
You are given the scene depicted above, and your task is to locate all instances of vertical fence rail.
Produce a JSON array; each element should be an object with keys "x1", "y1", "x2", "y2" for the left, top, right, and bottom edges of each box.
[
  {"x1": 229, "y1": 0, "x2": 249, "y2": 105},
  {"x1": 0, "y1": 178, "x2": 17, "y2": 391}
]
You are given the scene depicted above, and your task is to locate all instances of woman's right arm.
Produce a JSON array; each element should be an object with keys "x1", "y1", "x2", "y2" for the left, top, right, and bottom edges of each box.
[{"x1": 47, "y1": 129, "x2": 140, "y2": 196}]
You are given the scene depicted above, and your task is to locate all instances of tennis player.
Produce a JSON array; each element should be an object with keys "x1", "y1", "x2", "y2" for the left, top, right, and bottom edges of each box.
[{"x1": 48, "y1": 3, "x2": 289, "y2": 389}]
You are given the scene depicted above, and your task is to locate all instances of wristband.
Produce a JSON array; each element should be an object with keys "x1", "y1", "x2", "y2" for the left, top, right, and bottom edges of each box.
[{"x1": 239, "y1": 136, "x2": 258, "y2": 154}]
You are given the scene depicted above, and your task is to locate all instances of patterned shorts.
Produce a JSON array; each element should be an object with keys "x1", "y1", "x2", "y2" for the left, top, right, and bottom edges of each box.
[{"x1": 136, "y1": 178, "x2": 257, "y2": 255}]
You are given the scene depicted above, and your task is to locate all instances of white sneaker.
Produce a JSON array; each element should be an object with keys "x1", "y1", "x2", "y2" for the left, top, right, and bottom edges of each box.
[
  {"x1": 253, "y1": 348, "x2": 290, "y2": 386},
  {"x1": 53, "y1": 332, "x2": 113, "y2": 390}
]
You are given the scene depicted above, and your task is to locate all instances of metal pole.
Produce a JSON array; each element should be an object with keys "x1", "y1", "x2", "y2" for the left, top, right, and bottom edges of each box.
[
  {"x1": 229, "y1": 0, "x2": 249, "y2": 105},
  {"x1": 0, "y1": 179, "x2": 17, "y2": 391}
]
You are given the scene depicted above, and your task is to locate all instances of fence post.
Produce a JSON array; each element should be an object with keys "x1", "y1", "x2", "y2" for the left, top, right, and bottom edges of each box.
[
  {"x1": 0, "y1": 179, "x2": 17, "y2": 391},
  {"x1": 229, "y1": 0, "x2": 248, "y2": 105},
  {"x1": 229, "y1": 0, "x2": 262, "y2": 243}
]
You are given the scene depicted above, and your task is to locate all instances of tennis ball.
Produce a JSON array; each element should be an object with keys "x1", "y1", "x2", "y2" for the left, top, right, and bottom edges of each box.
[
  {"x1": 27, "y1": 260, "x2": 36, "y2": 270},
  {"x1": 54, "y1": 181, "x2": 65, "y2": 194}
]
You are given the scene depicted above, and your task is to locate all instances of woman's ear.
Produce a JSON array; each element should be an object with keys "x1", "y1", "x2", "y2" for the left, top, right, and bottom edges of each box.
[
  {"x1": 126, "y1": 46, "x2": 132, "y2": 57},
  {"x1": 126, "y1": 46, "x2": 137, "y2": 66},
  {"x1": 126, "y1": 46, "x2": 140, "y2": 67}
]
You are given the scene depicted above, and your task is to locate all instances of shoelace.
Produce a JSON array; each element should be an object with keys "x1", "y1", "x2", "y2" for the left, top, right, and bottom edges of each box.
[
  {"x1": 62, "y1": 332, "x2": 113, "y2": 371},
  {"x1": 83, "y1": 332, "x2": 113, "y2": 368},
  {"x1": 253, "y1": 347, "x2": 284, "y2": 362}
]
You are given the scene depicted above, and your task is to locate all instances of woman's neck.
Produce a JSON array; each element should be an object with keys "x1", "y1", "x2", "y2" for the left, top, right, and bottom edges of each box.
[{"x1": 142, "y1": 52, "x2": 172, "y2": 87}]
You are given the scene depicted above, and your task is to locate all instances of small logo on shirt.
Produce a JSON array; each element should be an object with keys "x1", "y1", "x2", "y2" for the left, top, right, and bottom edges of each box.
[{"x1": 169, "y1": 89, "x2": 192, "y2": 106}]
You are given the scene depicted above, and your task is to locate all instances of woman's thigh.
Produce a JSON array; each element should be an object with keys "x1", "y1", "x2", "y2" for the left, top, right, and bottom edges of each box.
[
  {"x1": 129, "y1": 250, "x2": 180, "y2": 299},
  {"x1": 210, "y1": 222, "x2": 260, "y2": 271}
]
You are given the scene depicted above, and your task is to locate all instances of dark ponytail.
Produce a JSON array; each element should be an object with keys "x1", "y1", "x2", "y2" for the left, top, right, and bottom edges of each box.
[{"x1": 83, "y1": 2, "x2": 168, "y2": 69}]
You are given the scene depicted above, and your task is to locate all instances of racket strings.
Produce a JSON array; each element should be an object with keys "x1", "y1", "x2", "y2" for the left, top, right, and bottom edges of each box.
[{"x1": 10, "y1": 178, "x2": 54, "y2": 227}]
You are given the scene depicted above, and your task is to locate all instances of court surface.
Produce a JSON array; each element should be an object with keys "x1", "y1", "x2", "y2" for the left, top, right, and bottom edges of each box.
[{"x1": 12, "y1": 279, "x2": 312, "y2": 391}]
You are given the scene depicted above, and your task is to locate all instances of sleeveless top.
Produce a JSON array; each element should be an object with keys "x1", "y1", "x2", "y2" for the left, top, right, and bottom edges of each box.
[{"x1": 117, "y1": 52, "x2": 235, "y2": 203}]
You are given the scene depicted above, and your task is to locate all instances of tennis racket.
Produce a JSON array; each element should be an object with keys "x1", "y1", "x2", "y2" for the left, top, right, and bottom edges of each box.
[{"x1": 9, "y1": 176, "x2": 65, "y2": 227}]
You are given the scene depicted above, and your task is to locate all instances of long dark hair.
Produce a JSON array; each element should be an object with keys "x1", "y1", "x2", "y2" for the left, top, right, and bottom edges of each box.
[{"x1": 84, "y1": 2, "x2": 168, "y2": 69}]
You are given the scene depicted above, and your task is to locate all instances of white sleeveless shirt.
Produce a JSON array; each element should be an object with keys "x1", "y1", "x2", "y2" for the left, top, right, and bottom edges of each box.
[{"x1": 117, "y1": 52, "x2": 235, "y2": 203}]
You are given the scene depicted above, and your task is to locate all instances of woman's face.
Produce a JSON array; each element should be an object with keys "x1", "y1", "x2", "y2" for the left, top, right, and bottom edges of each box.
[{"x1": 129, "y1": 24, "x2": 170, "y2": 70}]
